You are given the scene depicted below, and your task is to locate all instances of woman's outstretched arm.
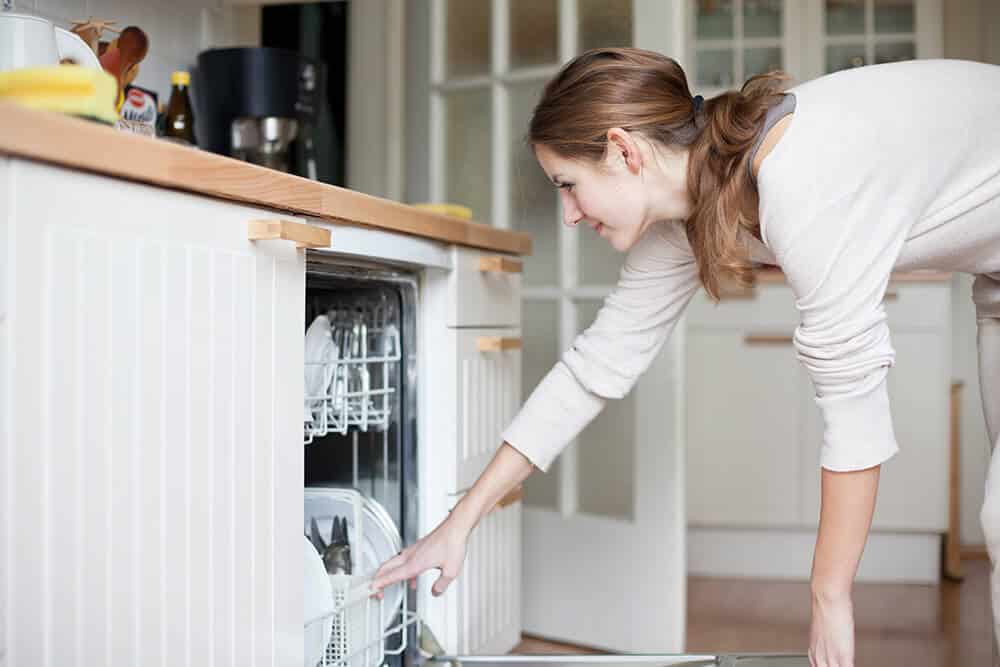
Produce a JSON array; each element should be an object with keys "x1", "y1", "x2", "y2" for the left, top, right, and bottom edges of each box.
[{"x1": 808, "y1": 464, "x2": 880, "y2": 667}]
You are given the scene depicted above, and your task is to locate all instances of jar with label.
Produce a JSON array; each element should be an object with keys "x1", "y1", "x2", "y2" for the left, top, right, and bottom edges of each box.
[{"x1": 163, "y1": 71, "x2": 196, "y2": 146}]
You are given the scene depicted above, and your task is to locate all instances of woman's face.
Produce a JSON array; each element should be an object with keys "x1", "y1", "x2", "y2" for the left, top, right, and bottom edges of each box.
[{"x1": 534, "y1": 129, "x2": 692, "y2": 253}]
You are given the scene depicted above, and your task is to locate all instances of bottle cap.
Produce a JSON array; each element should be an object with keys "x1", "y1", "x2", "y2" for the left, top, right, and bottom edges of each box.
[{"x1": 171, "y1": 71, "x2": 191, "y2": 86}]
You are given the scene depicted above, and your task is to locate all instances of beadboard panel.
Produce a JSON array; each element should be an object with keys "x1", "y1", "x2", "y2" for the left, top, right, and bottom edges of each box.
[{"x1": 1, "y1": 161, "x2": 304, "y2": 666}]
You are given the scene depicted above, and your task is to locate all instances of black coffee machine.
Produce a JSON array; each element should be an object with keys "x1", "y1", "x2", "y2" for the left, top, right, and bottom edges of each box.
[{"x1": 196, "y1": 47, "x2": 324, "y2": 177}]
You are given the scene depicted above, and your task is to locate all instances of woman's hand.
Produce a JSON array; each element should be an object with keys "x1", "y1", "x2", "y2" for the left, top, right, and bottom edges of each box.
[
  {"x1": 808, "y1": 591, "x2": 855, "y2": 667},
  {"x1": 370, "y1": 515, "x2": 471, "y2": 598}
]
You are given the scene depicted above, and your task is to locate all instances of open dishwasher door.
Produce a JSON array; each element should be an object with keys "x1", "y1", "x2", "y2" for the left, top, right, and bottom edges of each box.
[{"x1": 425, "y1": 653, "x2": 810, "y2": 667}]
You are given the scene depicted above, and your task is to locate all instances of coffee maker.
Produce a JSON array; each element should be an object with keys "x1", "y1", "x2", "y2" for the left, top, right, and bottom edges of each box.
[{"x1": 196, "y1": 47, "x2": 323, "y2": 177}]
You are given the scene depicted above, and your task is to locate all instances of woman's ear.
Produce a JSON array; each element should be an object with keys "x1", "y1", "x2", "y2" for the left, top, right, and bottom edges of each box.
[{"x1": 606, "y1": 127, "x2": 642, "y2": 174}]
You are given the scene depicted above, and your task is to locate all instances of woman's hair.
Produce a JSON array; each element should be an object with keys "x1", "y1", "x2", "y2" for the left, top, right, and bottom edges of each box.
[{"x1": 528, "y1": 47, "x2": 789, "y2": 299}]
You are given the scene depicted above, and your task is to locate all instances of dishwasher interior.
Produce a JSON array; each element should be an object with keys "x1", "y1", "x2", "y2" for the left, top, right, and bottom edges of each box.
[{"x1": 302, "y1": 255, "x2": 420, "y2": 667}]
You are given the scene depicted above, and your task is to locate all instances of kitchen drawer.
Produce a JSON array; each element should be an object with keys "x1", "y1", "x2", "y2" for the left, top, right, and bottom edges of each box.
[
  {"x1": 687, "y1": 281, "x2": 950, "y2": 332},
  {"x1": 448, "y1": 247, "x2": 522, "y2": 327},
  {"x1": 455, "y1": 328, "x2": 522, "y2": 492},
  {"x1": 685, "y1": 283, "x2": 799, "y2": 330}
]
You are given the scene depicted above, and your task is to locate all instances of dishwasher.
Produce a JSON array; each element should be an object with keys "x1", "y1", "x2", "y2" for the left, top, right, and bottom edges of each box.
[
  {"x1": 302, "y1": 255, "x2": 420, "y2": 667},
  {"x1": 298, "y1": 261, "x2": 810, "y2": 667}
]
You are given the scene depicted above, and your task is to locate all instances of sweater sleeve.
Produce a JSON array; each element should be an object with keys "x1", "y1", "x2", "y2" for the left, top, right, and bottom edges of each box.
[
  {"x1": 763, "y1": 183, "x2": 913, "y2": 472},
  {"x1": 501, "y1": 222, "x2": 701, "y2": 472}
]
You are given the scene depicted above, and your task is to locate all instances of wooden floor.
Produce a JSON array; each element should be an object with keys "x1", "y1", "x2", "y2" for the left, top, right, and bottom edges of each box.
[{"x1": 512, "y1": 559, "x2": 994, "y2": 666}]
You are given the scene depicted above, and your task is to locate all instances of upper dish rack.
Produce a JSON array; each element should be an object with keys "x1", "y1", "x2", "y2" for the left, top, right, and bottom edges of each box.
[{"x1": 304, "y1": 297, "x2": 402, "y2": 444}]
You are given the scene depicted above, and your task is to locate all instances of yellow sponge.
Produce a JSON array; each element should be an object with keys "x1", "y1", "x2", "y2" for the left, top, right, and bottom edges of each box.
[
  {"x1": 0, "y1": 65, "x2": 118, "y2": 125},
  {"x1": 413, "y1": 203, "x2": 474, "y2": 221}
]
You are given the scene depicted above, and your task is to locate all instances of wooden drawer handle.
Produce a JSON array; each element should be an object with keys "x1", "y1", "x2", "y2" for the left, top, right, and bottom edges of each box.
[
  {"x1": 248, "y1": 219, "x2": 330, "y2": 249},
  {"x1": 884, "y1": 290, "x2": 899, "y2": 301},
  {"x1": 477, "y1": 336, "x2": 522, "y2": 352},
  {"x1": 479, "y1": 256, "x2": 523, "y2": 274},
  {"x1": 496, "y1": 485, "x2": 524, "y2": 511},
  {"x1": 744, "y1": 334, "x2": 794, "y2": 346}
]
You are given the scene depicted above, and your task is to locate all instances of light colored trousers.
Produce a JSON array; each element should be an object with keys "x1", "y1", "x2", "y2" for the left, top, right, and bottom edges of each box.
[{"x1": 973, "y1": 273, "x2": 1000, "y2": 666}]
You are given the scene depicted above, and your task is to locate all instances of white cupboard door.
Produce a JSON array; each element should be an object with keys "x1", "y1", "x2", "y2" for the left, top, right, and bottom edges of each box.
[
  {"x1": 686, "y1": 329, "x2": 804, "y2": 527},
  {"x1": 800, "y1": 329, "x2": 950, "y2": 531},
  {"x1": 456, "y1": 329, "x2": 522, "y2": 492},
  {"x1": 439, "y1": 492, "x2": 522, "y2": 655},
  {"x1": 1, "y1": 161, "x2": 305, "y2": 667}
]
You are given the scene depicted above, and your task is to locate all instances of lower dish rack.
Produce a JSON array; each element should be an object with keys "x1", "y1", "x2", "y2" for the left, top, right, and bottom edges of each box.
[{"x1": 306, "y1": 576, "x2": 420, "y2": 667}]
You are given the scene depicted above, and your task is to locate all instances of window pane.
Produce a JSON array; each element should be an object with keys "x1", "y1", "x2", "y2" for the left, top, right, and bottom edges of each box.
[
  {"x1": 696, "y1": 48, "x2": 735, "y2": 87},
  {"x1": 521, "y1": 299, "x2": 561, "y2": 510},
  {"x1": 509, "y1": 81, "x2": 559, "y2": 286},
  {"x1": 444, "y1": 89, "x2": 492, "y2": 223},
  {"x1": 825, "y1": 0, "x2": 865, "y2": 35},
  {"x1": 695, "y1": 0, "x2": 734, "y2": 39},
  {"x1": 744, "y1": 47, "x2": 783, "y2": 78},
  {"x1": 510, "y1": 0, "x2": 558, "y2": 69},
  {"x1": 874, "y1": 41, "x2": 915, "y2": 64},
  {"x1": 825, "y1": 44, "x2": 866, "y2": 73},
  {"x1": 743, "y1": 0, "x2": 782, "y2": 38},
  {"x1": 579, "y1": 0, "x2": 633, "y2": 53},
  {"x1": 575, "y1": 300, "x2": 635, "y2": 521},
  {"x1": 446, "y1": 0, "x2": 491, "y2": 78},
  {"x1": 875, "y1": 0, "x2": 915, "y2": 33}
]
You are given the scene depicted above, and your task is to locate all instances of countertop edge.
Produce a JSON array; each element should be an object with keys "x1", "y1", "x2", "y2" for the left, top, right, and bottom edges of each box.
[{"x1": 0, "y1": 102, "x2": 533, "y2": 256}]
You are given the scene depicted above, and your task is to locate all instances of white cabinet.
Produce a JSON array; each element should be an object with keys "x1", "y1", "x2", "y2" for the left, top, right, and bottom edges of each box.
[
  {"x1": 455, "y1": 329, "x2": 522, "y2": 492},
  {"x1": 687, "y1": 329, "x2": 808, "y2": 526},
  {"x1": 447, "y1": 248, "x2": 522, "y2": 328},
  {"x1": 0, "y1": 159, "x2": 306, "y2": 666},
  {"x1": 685, "y1": 279, "x2": 952, "y2": 581}
]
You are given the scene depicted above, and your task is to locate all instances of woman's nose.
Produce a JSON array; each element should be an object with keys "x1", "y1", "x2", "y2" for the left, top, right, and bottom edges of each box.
[{"x1": 561, "y1": 193, "x2": 583, "y2": 228}]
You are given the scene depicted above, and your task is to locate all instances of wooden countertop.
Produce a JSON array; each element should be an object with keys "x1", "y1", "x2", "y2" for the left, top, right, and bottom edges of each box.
[{"x1": 0, "y1": 103, "x2": 532, "y2": 256}]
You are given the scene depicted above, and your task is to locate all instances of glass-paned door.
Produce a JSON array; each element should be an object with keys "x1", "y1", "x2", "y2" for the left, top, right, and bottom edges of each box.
[
  {"x1": 822, "y1": 0, "x2": 918, "y2": 73},
  {"x1": 428, "y1": 0, "x2": 687, "y2": 652},
  {"x1": 689, "y1": 0, "x2": 799, "y2": 94}
]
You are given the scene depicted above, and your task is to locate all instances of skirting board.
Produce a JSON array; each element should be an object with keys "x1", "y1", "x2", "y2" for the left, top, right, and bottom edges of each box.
[{"x1": 688, "y1": 528, "x2": 941, "y2": 583}]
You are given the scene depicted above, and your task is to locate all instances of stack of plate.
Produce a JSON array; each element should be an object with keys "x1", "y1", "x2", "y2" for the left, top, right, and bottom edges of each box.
[{"x1": 304, "y1": 487, "x2": 405, "y2": 637}]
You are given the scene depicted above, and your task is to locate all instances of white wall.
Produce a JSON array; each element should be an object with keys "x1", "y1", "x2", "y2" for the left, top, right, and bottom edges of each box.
[{"x1": 12, "y1": 0, "x2": 259, "y2": 101}]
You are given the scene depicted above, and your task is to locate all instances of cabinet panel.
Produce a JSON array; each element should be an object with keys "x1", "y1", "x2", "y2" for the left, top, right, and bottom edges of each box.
[
  {"x1": 448, "y1": 247, "x2": 522, "y2": 327},
  {"x1": 686, "y1": 330, "x2": 804, "y2": 526},
  {"x1": 456, "y1": 328, "x2": 522, "y2": 492},
  {"x1": 800, "y1": 330, "x2": 950, "y2": 530},
  {"x1": 2, "y1": 161, "x2": 305, "y2": 666},
  {"x1": 447, "y1": 495, "x2": 522, "y2": 655}
]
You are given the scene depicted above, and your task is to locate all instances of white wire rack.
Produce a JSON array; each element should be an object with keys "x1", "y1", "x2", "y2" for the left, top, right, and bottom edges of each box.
[
  {"x1": 305, "y1": 486, "x2": 418, "y2": 667},
  {"x1": 305, "y1": 299, "x2": 402, "y2": 444},
  {"x1": 305, "y1": 576, "x2": 420, "y2": 667}
]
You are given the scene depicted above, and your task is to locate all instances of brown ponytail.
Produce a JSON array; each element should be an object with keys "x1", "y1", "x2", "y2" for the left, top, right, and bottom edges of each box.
[{"x1": 528, "y1": 47, "x2": 789, "y2": 300}]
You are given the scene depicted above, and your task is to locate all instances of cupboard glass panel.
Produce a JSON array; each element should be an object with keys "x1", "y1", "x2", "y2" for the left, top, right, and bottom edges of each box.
[
  {"x1": 695, "y1": 0, "x2": 734, "y2": 39},
  {"x1": 825, "y1": 0, "x2": 865, "y2": 35},
  {"x1": 510, "y1": 81, "x2": 559, "y2": 286},
  {"x1": 510, "y1": 0, "x2": 559, "y2": 69},
  {"x1": 743, "y1": 0, "x2": 782, "y2": 38},
  {"x1": 744, "y1": 47, "x2": 783, "y2": 78},
  {"x1": 575, "y1": 300, "x2": 635, "y2": 521},
  {"x1": 874, "y1": 41, "x2": 915, "y2": 64},
  {"x1": 446, "y1": 0, "x2": 491, "y2": 78},
  {"x1": 825, "y1": 43, "x2": 866, "y2": 73},
  {"x1": 445, "y1": 89, "x2": 492, "y2": 223},
  {"x1": 696, "y1": 48, "x2": 735, "y2": 87},
  {"x1": 874, "y1": 0, "x2": 915, "y2": 34},
  {"x1": 579, "y1": 0, "x2": 633, "y2": 53}
]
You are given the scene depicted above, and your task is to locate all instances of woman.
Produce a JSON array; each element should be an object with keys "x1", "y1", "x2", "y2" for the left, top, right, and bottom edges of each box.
[{"x1": 372, "y1": 48, "x2": 1000, "y2": 667}]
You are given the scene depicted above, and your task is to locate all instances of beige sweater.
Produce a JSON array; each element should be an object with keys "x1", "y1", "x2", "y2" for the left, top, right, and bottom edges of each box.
[{"x1": 502, "y1": 59, "x2": 1000, "y2": 473}]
